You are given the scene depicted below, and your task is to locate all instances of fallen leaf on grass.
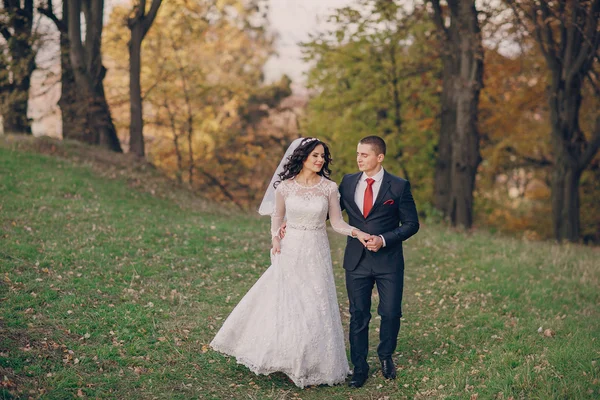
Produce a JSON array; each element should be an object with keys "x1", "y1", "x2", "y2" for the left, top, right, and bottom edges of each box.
[
  {"x1": 543, "y1": 329, "x2": 555, "y2": 337},
  {"x1": 133, "y1": 366, "x2": 146, "y2": 374},
  {"x1": 0, "y1": 377, "x2": 16, "y2": 388}
]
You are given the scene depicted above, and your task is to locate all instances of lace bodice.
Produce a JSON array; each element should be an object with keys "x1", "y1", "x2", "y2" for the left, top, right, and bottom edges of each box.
[{"x1": 271, "y1": 177, "x2": 355, "y2": 238}]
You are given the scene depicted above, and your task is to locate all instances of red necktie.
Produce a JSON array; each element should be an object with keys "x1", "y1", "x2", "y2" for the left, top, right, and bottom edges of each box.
[{"x1": 363, "y1": 178, "x2": 375, "y2": 218}]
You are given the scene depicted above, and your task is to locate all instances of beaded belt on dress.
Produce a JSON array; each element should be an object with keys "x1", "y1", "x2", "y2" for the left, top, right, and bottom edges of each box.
[{"x1": 287, "y1": 222, "x2": 326, "y2": 231}]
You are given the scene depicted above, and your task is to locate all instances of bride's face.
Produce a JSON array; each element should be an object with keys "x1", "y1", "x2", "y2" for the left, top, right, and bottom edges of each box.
[{"x1": 302, "y1": 144, "x2": 325, "y2": 174}]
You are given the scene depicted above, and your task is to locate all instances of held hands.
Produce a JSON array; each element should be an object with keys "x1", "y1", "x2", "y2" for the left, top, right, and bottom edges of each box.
[
  {"x1": 279, "y1": 223, "x2": 382, "y2": 252},
  {"x1": 353, "y1": 230, "x2": 383, "y2": 252},
  {"x1": 353, "y1": 230, "x2": 371, "y2": 247},
  {"x1": 365, "y1": 235, "x2": 383, "y2": 252}
]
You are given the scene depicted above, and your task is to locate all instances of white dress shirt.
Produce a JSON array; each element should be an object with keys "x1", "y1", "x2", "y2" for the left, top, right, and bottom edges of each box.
[
  {"x1": 354, "y1": 167, "x2": 387, "y2": 247},
  {"x1": 354, "y1": 167, "x2": 385, "y2": 215}
]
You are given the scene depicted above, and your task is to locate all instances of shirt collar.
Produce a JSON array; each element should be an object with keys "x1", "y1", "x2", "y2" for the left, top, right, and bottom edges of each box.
[{"x1": 361, "y1": 167, "x2": 385, "y2": 183}]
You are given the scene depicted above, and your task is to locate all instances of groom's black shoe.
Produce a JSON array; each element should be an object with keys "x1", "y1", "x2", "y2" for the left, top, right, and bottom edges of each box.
[
  {"x1": 348, "y1": 372, "x2": 368, "y2": 388},
  {"x1": 380, "y1": 358, "x2": 396, "y2": 379}
]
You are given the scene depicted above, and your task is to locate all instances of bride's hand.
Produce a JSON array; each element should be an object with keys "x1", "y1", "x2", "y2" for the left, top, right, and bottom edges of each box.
[
  {"x1": 279, "y1": 222, "x2": 287, "y2": 239},
  {"x1": 271, "y1": 237, "x2": 281, "y2": 255},
  {"x1": 353, "y1": 230, "x2": 372, "y2": 247}
]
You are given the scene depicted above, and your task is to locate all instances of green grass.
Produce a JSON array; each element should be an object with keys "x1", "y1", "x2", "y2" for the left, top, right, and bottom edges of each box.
[{"x1": 1, "y1": 140, "x2": 599, "y2": 399}]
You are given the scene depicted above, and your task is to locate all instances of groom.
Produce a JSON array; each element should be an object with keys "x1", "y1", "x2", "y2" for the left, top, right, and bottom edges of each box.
[{"x1": 340, "y1": 135, "x2": 419, "y2": 388}]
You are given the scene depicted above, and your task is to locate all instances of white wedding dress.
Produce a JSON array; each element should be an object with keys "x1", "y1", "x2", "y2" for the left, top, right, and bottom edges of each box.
[{"x1": 210, "y1": 177, "x2": 354, "y2": 388}]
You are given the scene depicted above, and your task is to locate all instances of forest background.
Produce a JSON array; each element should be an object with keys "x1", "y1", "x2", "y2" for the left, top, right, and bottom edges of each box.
[{"x1": 1, "y1": 0, "x2": 599, "y2": 244}]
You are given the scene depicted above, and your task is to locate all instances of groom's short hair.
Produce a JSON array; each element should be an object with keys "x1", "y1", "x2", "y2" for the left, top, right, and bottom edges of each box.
[{"x1": 359, "y1": 136, "x2": 386, "y2": 156}]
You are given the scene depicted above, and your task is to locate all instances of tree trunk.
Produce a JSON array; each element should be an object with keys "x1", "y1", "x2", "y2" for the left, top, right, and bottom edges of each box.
[
  {"x1": 39, "y1": 0, "x2": 89, "y2": 141},
  {"x1": 67, "y1": 0, "x2": 122, "y2": 152},
  {"x1": 433, "y1": 59, "x2": 456, "y2": 215},
  {"x1": 57, "y1": 1, "x2": 87, "y2": 141},
  {"x1": 94, "y1": 79, "x2": 122, "y2": 151},
  {"x1": 430, "y1": 0, "x2": 483, "y2": 227},
  {"x1": 187, "y1": 121, "x2": 194, "y2": 186},
  {"x1": 551, "y1": 155, "x2": 582, "y2": 242},
  {"x1": 547, "y1": 72, "x2": 589, "y2": 242},
  {"x1": 6, "y1": 41, "x2": 35, "y2": 135},
  {"x1": 128, "y1": 0, "x2": 162, "y2": 157},
  {"x1": 450, "y1": 82, "x2": 481, "y2": 228},
  {"x1": 2, "y1": 92, "x2": 31, "y2": 135},
  {"x1": 129, "y1": 27, "x2": 145, "y2": 157},
  {"x1": 164, "y1": 100, "x2": 183, "y2": 182},
  {"x1": 449, "y1": 1, "x2": 483, "y2": 229},
  {"x1": 1, "y1": 0, "x2": 35, "y2": 135}
]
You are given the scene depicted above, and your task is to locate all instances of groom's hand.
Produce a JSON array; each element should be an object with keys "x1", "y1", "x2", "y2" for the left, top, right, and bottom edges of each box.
[{"x1": 366, "y1": 236, "x2": 383, "y2": 252}]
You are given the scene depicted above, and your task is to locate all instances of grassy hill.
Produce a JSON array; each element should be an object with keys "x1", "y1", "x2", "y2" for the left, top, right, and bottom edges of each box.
[{"x1": 1, "y1": 137, "x2": 599, "y2": 399}]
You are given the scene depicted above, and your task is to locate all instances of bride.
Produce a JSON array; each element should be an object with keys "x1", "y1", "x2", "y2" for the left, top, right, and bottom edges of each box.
[{"x1": 210, "y1": 137, "x2": 372, "y2": 388}]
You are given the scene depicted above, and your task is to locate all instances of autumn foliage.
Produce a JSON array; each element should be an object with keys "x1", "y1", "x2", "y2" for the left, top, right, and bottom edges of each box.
[
  {"x1": 103, "y1": 0, "x2": 297, "y2": 208},
  {"x1": 10, "y1": 0, "x2": 596, "y2": 243}
]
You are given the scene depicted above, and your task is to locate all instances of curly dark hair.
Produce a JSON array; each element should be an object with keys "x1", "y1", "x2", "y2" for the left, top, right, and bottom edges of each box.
[{"x1": 274, "y1": 138, "x2": 333, "y2": 187}]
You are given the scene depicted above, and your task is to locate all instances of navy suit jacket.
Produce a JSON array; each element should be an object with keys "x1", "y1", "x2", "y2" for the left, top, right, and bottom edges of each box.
[{"x1": 339, "y1": 170, "x2": 419, "y2": 272}]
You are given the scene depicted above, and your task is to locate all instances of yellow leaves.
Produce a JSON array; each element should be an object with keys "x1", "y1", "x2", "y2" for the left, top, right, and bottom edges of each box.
[
  {"x1": 104, "y1": 0, "x2": 272, "y2": 135},
  {"x1": 480, "y1": 48, "x2": 550, "y2": 171},
  {"x1": 216, "y1": 0, "x2": 244, "y2": 13},
  {"x1": 523, "y1": 179, "x2": 550, "y2": 200},
  {"x1": 418, "y1": 117, "x2": 435, "y2": 131}
]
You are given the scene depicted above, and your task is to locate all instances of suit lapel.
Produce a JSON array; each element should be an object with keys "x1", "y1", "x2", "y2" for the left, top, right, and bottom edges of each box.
[
  {"x1": 366, "y1": 172, "x2": 391, "y2": 219},
  {"x1": 346, "y1": 173, "x2": 363, "y2": 218}
]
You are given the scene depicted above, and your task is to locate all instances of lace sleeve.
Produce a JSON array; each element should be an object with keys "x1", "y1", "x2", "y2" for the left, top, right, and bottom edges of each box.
[
  {"x1": 270, "y1": 183, "x2": 286, "y2": 238},
  {"x1": 327, "y1": 181, "x2": 355, "y2": 236}
]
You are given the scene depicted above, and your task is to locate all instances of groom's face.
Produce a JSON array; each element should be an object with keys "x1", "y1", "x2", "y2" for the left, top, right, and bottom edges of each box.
[{"x1": 357, "y1": 143, "x2": 384, "y2": 175}]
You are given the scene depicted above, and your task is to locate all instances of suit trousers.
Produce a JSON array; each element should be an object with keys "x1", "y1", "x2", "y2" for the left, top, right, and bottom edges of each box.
[{"x1": 345, "y1": 252, "x2": 404, "y2": 374}]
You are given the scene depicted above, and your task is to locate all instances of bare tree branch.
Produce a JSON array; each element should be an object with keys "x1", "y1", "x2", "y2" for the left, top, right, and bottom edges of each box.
[
  {"x1": 587, "y1": 67, "x2": 600, "y2": 97},
  {"x1": 429, "y1": 0, "x2": 449, "y2": 41},
  {"x1": 536, "y1": 2, "x2": 561, "y2": 72},
  {"x1": 580, "y1": 115, "x2": 600, "y2": 170},
  {"x1": 568, "y1": 0, "x2": 600, "y2": 81},
  {"x1": 504, "y1": 146, "x2": 553, "y2": 168},
  {"x1": 38, "y1": 0, "x2": 67, "y2": 33},
  {"x1": 0, "y1": 24, "x2": 11, "y2": 41},
  {"x1": 143, "y1": 0, "x2": 162, "y2": 36}
]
